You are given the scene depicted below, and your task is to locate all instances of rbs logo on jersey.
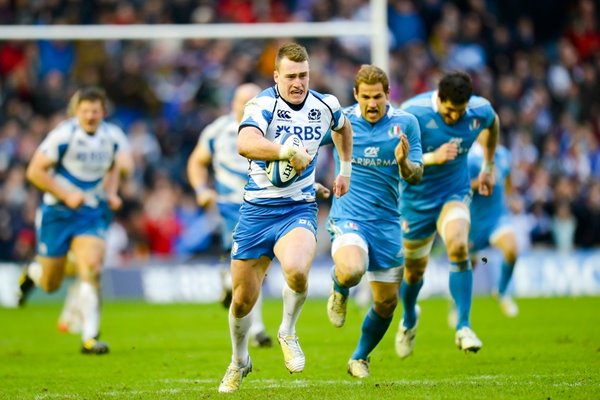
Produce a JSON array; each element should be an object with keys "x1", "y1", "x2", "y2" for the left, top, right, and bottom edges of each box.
[{"x1": 275, "y1": 125, "x2": 322, "y2": 141}]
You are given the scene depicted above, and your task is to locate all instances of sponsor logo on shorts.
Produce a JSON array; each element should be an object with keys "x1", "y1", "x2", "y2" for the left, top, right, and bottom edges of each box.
[{"x1": 231, "y1": 242, "x2": 238, "y2": 256}]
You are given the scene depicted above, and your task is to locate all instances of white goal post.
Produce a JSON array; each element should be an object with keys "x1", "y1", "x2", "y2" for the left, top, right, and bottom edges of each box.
[{"x1": 0, "y1": 0, "x2": 389, "y2": 73}]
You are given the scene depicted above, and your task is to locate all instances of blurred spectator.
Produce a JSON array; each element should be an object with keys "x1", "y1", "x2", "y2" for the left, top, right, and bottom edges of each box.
[{"x1": 1, "y1": 0, "x2": 600, "y2": 263}]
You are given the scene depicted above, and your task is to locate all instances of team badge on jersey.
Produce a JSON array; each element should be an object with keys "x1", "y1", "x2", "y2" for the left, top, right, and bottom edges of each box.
[
  {"x1": 469, "y1": 118, "x2": 480, "y2": 131},
  {"x1": 308, "y1": 109, "x2": 321, "y2": 121},
  {"x1": 388, "y1": 125, "x2": 402, "y2": 138}
]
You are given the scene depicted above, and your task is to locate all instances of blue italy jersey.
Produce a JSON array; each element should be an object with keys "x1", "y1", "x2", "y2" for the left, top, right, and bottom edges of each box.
[
  {"x1": 469, "y1": 143, "x2": 511, "y2": 231},
  {"x1": 329, "y1": 104, "x2": 422, "y2": 221},
  {"x1": 400, "y1": 91, "x2": 496, "y2": 210},
  {"x1": 239, "y1": 85, "x2": 345, "y2": 206}
]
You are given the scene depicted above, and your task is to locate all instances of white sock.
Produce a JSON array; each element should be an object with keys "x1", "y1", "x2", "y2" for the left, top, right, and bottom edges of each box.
[
  {"x1": 229, "y1": 308, "x2": 252, "y2": 366},
  {"x1": 279, "y1": 284, "x2": 307, "y2": 336},
  {"x1": 59, "y1": 280, "x2": 81, "y2": 321},
  {"x1": 248, "y1": 291, "x2": 266, "y2": 337},
  {"x1": 79, "y1": 281, "x2": 100, "y2": 342},
  {"x1": 27, "y1": 261, "x2": 43, "y2": 286}
]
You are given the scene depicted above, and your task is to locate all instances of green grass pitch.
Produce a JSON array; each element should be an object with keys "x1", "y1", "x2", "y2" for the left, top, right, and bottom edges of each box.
[{"x1": 1, "y1": 296, "x2": 598, "y2": 399}]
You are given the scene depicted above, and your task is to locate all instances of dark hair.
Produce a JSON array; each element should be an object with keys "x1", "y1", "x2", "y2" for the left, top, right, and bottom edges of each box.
[
  {"x1": 438, "y1": 71, "x2": 472, "y2": 104},
  {"x1": 354, "y1": 64, "x2": 389, "y2": 94},
  {"x1": 77, "y1": 86, "x2": 108, "y2": 105}
]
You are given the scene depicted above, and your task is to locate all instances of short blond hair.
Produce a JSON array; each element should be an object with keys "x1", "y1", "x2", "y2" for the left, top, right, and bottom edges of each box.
[
  {"x1": 354, "y1": 65, "x2": 389, "y2": 94},
  {"x1": 275, "y1": 42, "x2": 309, "y2": 70}
]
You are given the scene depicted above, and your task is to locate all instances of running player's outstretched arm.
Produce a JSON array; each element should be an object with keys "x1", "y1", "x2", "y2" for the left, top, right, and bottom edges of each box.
[
  {"x1": 476, "y1": 112, "x2": 500, "y2": 196},
  {"x1": 104, "y1": 163, "x2": 123, "y2": 211},
  {"x1": 331, "y1": 118, "x2": 353, "y2": 198},
  {"x1": 187, "y1": 143, "x2": 217, "y2": 208},
  {"x1": 26, "y1": 150, "x2": 84, "y2": 209},
  {"x1": 396, "y1": 116, "x2": 423, "y2": 184}
]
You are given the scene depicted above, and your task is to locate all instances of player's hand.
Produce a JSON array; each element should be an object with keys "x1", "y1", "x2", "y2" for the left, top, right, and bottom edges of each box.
[
  {"x1": 394, "y1": 134, "x2": 410, "y2": 164},
  {"x1": 434, "y1": 142, "x2": 458, "y2": 164},
  {"x1": 196, "y1": 189, "x2": 218, "y2": 208},
  {"x1": 107, "y1": 193, "x2": 123, "y2": 211},
  {"x1": 333, "y1": 174, "x2": 350, "y2": 198},
  {"x1": 314, "y1": 182, "x2": 331, "y2": 200},
  {"x1": 289, "y1": 147, "x2": 311, "y2": 174},
  {"x1": 62, "y1": 191, "x2": 85, "y2": 209},
  {"x1": 477, "y1": 170, "x2": 495, "y2": 196}
]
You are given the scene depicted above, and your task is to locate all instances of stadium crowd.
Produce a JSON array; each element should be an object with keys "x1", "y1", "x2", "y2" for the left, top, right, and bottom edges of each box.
[{"x1": 1, "y1": 0, "x2": 599, "y2": 264}]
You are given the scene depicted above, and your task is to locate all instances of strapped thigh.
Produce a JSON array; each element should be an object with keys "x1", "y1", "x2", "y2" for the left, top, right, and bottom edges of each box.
[{"x1": 403, "y1": 235, "x2": 435, "y2": 260}]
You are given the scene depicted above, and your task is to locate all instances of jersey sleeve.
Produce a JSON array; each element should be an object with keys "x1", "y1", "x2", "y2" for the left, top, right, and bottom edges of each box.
[
  {"x1": 323, "y1": 94, "x2": 345, "y2": 131},
  {"x1": 109, "y1": 124, "x2": 130, "y2": 154},
  {"x1": 238, "y1": 92, "x2": 275, "y2": 136},
  {"x1": 405, "y1": 114, "x2": 423, "y2": 164},
  {"x1": 38, "y1": 121, "x2": 74, "y2": 163},
  {"x1": 199, "y1": 119, "x2": 218, "y2": 154}
]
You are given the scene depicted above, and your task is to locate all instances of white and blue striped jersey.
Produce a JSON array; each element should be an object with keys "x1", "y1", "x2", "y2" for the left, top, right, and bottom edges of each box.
[
  {"x1": 329, "y1": 104, "x2": 422, "y2": 221},
  {"x1": 198, "y1": 113, "x2": 247, "y2": 204},
  {"x1": 400, "y1": 91, "x2": 496, "y2": 210},
  {"x1": 38, "y1": 118, "x2": 126, "y2": 208},
  {"x1": 239, "y1": 85, "x2": 345, "y2": 206}
]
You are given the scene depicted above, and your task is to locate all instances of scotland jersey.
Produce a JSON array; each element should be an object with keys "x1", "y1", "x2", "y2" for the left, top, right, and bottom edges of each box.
[
  {"x1": 400, "y1": 91, "x2": 496, "y2": 211},
  {"x1": 198, "y1": 113, "x2": 247, "y2": 204},
  {"x1": 38, "y1": 118, "x2": 122, "y2": 208},
  {"x1": 468, "y1": 143, "x2": 511, "y2": 234},
  {"x1": 329, "y1": 104, "x2": 422, "y2": 221},
  {"x1": 239, "y1": 86, "x2": 345, "y2": 206}
]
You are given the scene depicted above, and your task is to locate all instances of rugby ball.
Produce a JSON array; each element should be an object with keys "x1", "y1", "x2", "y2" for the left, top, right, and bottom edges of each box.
[{"x1": 265, "y1": 132, "x2": 302, "y2": 187}]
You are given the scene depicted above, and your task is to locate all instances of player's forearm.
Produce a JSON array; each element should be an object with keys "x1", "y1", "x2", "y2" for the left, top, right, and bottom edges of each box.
[
  {"x1": 187, "y1": 160, "x2": 210, "y2": 193},
  {"x1": 399, "y1": 160, "x2": 423, "y2": 185},
  {"x1": 115, "y1": 152, "x2": 134, "y2": 179},
  {"x1": 26, "y1": 168, "x2": 71, "y2": 202},
  {"x1": 238, "y1": 127, "x2": 290, "y2": 161},
  {"x1": 103, "y1": 166, "x2": 121, "y2": 197},
  {"x1": 422, "y1": 152, "x2": 437, "y2": 166},
  {"x1": 332, "y1": 122, "x2": 353, "y2": 163},
  {"x1": 481, "y1": 115, "x2": 500, "y2": 165}
]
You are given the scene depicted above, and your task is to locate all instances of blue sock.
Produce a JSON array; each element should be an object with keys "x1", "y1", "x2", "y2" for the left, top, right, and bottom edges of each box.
[
  {"x1": 449, "y1": 260, "x2": 473, "y2": 330},
  {"x1": 498, "y1": 260, "x2": 516, "y2": 296},
  {"x1": 331, "y1": 266, "x2": 350, "y2": 297},
  {"x1": 400, "y1": 279, "x2": 423, "y2": 329},
  {"x1": 351, "y1": 307, "x2": 393, "y2": 360}
]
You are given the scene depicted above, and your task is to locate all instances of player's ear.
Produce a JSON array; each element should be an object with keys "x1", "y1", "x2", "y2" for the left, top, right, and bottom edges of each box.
[
  {"x1": 273, "y1": 70, "x2": 279, "y2": 84},
  {"x1": 353, "y1": 87, "x2": 359, "y2": 102}
]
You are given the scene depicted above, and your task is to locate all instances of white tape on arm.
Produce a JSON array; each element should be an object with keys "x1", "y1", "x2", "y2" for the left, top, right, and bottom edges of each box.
[
  {"x1": 279, "y1": 144, "x2": 297, "y2": 160},
  {"x1": 339, "y1": 161, "x2": 352, "y2": 177}
]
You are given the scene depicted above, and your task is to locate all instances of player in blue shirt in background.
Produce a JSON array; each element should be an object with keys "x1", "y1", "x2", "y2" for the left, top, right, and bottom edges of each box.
[
  {"x1": 326, "y1": 65, "x2": 423, "y2": 377},
  {"x1": 396, "y1": 71, "x2": 499, "y2": 357},
  {"x1": 468, "y1": 142, "x2": 519, "y2": 317}
]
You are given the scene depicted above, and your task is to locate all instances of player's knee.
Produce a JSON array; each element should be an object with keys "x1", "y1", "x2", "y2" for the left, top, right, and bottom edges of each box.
[
  {"x1": 403, "y1": 267, "x2": 424, "y2": 284},
  {"x1": 231, "y1": 291, "x2": 256, "y2": 318},
  {"x1": 446, "y1": 240, "x2": 469, "y2": 261},
  {"x1": 335, "y1": 262, "x2": 365, "y2": 287},
  {"x1": 373, "y1": 297, "x2": 397, "y2": 318},
  {"x1": 505, "y1": 249, "x2": 518, "y2": 265},
  {"x1": 284, "y1": 269, "x2": 309, "y2": 292},
  {"x1": 403, "y1": 259, "x2": 426, "y2": 283},
  {"x1": 39, "y1": 277, "x2": 61, "y2": 293}
]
